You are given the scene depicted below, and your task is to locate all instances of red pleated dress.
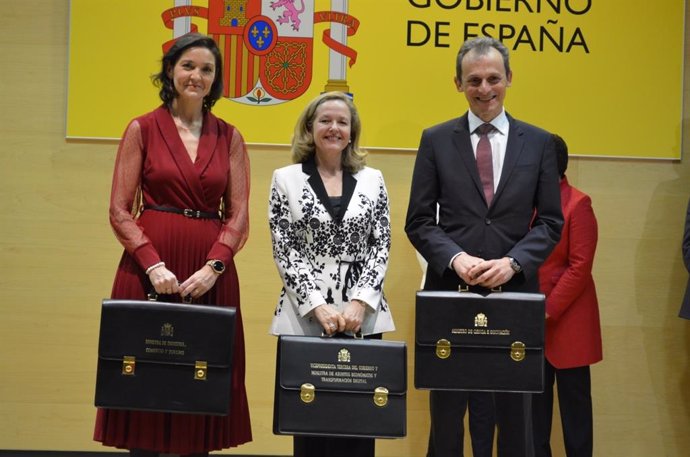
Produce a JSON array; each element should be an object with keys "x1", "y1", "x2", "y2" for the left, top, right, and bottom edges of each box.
[{"x1": 94, "y1": 106, "x2": 252, "y2": 453}]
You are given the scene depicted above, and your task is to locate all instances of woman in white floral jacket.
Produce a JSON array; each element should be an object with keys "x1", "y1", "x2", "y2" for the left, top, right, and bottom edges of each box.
[{"x1": 268, "y1": 92, "x2": 395, "y2": 457}]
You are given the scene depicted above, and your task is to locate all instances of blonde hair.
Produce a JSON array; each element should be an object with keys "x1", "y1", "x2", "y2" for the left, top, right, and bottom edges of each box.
[{"x1": 291, "y1": 91, "x2": 367, "y2": 173}]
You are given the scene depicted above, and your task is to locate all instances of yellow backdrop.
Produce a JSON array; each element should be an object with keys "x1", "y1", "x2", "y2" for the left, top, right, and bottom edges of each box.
[{"x1": 67, "y1": 0, "x2": 685, "y2": 158}]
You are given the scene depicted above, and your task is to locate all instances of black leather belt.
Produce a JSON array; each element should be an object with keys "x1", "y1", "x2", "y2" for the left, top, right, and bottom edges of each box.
[{"x1": 144, "y1": 205, "x2": 220, "y2": 220}]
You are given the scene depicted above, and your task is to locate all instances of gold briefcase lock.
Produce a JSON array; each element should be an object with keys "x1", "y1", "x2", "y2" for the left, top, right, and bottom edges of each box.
[
  {"x1": 510, "y1": 341, "x2": 526, "y2": 362},
  {"x1": 436, "y1": 339, "x2": 451, "y2": 359},
  {"x1": 300, "y1": 383, "x2": 315, "y2": 404},
  {"x1": 194, "y1": 361, "x2": 207, "y2": 380},
  {"x1": 373, "y1": 387, "x2": 389, "y2": 407},
  {"x1": 122, "y1": 356, "x2": 136, "y2": 375}
]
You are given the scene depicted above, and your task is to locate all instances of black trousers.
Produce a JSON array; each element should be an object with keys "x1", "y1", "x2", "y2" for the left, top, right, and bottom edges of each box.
[
  {"x1": 427, "y1": 391, "x2": 495, "y2": 457},
  {"x1": 291, "y1": 332, "x2": 381, "y2": 457},
  {"x1": 428, "y1": 390, "x2": 534, "y2": 457},
  {"x1": 531, "y1": 361, "x2": 593, "y2": 457},
  {"x1": 293, "y1": 435, "x2": 375, "y2": 457}
]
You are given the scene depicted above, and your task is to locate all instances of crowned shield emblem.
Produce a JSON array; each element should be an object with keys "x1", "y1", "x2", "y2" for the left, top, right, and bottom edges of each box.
[
  {"x1": 162, "y1": 0, "x2": 356, "y2": 106},
  {"x1": 206, "y1": 0, "x2": 263, "y2": 99},
  {"x1": 258, "y1": 0, "x2": 314, "y2": 102},
  {"x1": 204, "y1": 0, "x2": 313, "y2": 105}
]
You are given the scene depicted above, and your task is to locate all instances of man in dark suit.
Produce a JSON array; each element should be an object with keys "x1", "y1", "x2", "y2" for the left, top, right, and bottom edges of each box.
[
  {"x1": 679, "y1": 198, "x2": 690, "y2": 319},
  {"x1": 405, "y1": 37, "x2": 564, "y2": 457}
]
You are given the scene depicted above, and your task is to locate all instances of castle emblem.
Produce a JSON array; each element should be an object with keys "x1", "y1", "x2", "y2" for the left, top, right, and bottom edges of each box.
[{"x1": 160, "y1": 0, "x2": 360, "y2": 105}]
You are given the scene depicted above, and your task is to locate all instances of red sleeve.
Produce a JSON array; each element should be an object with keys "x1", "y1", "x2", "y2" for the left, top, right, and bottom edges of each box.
[
  {"x1": 108, "y1": 119, "x2": 161, "y2": 270},
  {"x1": 546, "y1": 193, "x2": 597, "y2": 320},
  {"x1": 206, "y1": 127, "x2": 250, "y2": 264}
]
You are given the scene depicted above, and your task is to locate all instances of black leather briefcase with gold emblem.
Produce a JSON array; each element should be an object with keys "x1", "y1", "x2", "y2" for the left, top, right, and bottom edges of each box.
[
  {"x1": 415, "y1": 290, "x2": 545, "y2": 393},
  {"x1": 273, "y1": 335, "x2": 407, "y2": 438},
  {"x1": 94, "y1": 299, "x2": 236, "y2": 415}
]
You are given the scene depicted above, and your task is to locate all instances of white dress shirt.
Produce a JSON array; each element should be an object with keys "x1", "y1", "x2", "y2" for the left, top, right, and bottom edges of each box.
[{"x1": 468, "y1": 109, "x2": 510, "y2": 192}]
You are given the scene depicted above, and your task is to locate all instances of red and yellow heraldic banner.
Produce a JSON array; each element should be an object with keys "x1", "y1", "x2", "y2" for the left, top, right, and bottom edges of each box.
[{"x1": 68, "y1": 0, "x2": 684, "y2": 158}]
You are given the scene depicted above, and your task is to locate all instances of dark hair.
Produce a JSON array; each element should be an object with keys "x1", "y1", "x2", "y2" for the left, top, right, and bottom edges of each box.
[
  {"x1": 151, "y1": 33, "x2": 223, "y2": 112},
  {"x1": 552, "y1": 134, "x2": 569, "y2": 178},
  {"x1": 456, "y1": 37, "x2": 511, "y2": 82}
]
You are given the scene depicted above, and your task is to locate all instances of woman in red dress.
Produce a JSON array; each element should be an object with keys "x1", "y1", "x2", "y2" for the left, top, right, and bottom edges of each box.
[{"x1": 93, "y1": 33, "x2": 252, "y2": 456}]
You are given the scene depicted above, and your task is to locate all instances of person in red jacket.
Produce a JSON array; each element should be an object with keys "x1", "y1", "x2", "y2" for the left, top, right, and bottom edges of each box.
[{"x1": 532, "y1": 134, "x2": 603, "y2": 457}]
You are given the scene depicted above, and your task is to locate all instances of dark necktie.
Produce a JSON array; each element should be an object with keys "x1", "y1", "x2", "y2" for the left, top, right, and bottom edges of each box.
[{"x1": 476, "y1": 123, "x2": 494, "y2": 205}]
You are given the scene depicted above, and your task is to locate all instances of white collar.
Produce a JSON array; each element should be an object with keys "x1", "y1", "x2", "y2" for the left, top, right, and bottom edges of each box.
[{"x1": 468, "y1": 109, "x2": 508, "y2": 135}]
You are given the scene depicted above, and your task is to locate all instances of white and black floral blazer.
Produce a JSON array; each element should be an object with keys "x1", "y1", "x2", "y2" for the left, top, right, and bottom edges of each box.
[{"x1": 268, "y1": 158, "x2": 395, "y2": 336}]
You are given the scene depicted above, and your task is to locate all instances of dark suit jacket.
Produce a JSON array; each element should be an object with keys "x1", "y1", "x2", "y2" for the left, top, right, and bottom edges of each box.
[
  {"x1": 679, "y1": 198, "x2": 690, "y2": 319},
  {"x1": 539, "y1": 178, "x2": 602, "y2": 368},
  {"x1": 405, "y1": 112, "x2": 563, "y2": 292}
]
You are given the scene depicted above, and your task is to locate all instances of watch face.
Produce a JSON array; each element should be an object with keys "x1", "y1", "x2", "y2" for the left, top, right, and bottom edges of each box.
[
  {"x1": 510, "y1": 258, "x2": 521, "y2": 272},
  {"x1": 211, "y1": 260, "x2": 225, "y2": 273}
]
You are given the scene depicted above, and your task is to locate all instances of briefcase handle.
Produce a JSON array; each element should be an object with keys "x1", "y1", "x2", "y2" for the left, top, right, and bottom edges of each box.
[
  {"x1": 458, "y1": 284, "x2": 502, "y2": 293},
  {"x1": 147, "y1": 285, "x2": 193, "y2": 303},
  {"x1": 320, "y1": 331, "x2": 363, "y2": 339}
]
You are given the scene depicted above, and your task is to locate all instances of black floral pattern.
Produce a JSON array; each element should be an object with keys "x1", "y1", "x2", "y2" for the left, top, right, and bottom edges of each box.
[{"x1": 269, "y1": 166, "x2": 392, "y2": 323}]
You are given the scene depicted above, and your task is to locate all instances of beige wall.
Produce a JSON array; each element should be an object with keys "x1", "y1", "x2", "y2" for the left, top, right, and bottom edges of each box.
[{"x1": 1, "y1": 2, "x2": 689, "y2": 456}]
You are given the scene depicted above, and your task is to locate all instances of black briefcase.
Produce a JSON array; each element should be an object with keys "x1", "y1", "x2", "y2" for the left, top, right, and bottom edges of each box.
[
  {"x1": 94, "y1": 299, "x2": 236, "y2": 415},
  {"x1": 273, "y1": 335, "x2": 407, "y2": 438},
  {"x1": 415, "y1": 290, "x2": 544, "y2": 393}
]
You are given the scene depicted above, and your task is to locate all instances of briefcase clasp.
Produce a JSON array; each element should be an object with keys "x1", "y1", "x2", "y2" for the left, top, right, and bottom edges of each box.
[
  {"x1": 510, "y1": 341, "x2": 526, "y2": 362},
  {"x1": 300, "y1": 383, "x2": 315, "y2": 404},
  {"x1": 194, "y1": 361, "x2": 207, "y2": 380},
  {"x1": 122, "y1": 356, "x2": 136, "y2": 375},
  {"x1": 435, "y1": 339, "x2": 451, "y2": 359},
  {"x1": 373, "y1": 387, "x2": 389, "y2": 407}
]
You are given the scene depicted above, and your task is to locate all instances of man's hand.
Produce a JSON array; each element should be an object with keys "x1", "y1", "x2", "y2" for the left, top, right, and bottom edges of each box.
[
  {"x1": 452, "y1": 252, "x2": 487, "y2": 285},
  {"x1": 467, "y1": 257, "x2": 515, "y2": 289}
]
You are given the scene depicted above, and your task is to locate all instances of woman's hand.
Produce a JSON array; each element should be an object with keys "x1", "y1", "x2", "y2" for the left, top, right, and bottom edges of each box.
[
  {"x1": 342, "y1": 299, "x2": 367, "y2": 333},
  {"x1": 179, "y1": 264, "x2": 219, "y2": 301},
  {"x1": 313, "y1": 304, "x2": 346, "y2": 336},
  {"x1": 148, "y1": 266, "x2": 180, "y2": 295}
]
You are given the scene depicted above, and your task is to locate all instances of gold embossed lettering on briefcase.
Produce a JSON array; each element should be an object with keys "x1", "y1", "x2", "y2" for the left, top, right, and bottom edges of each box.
[
  {"x1": 415, "y1": 291, "x2": 545, "y2": 393},
  {"x1": 273, "y1": 335, "x2": 407, "y2": 438},
  {"x1": 94, "y1": 299, "x2": 236, "y2": 415}
]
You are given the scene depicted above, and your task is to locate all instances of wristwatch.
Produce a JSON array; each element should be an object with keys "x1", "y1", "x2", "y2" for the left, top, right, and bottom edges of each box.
[
  {"x1": 206, "y1": 259, "x2": 225, "y2": 275},
  {"x1": 507, "y1": 257, "x2": 522, "y2": 273}
]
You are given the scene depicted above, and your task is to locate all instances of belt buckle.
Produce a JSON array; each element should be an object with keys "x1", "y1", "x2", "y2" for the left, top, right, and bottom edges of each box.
[{"x1": 183, "y1": 208, "x2": 200, "y2": 218}]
